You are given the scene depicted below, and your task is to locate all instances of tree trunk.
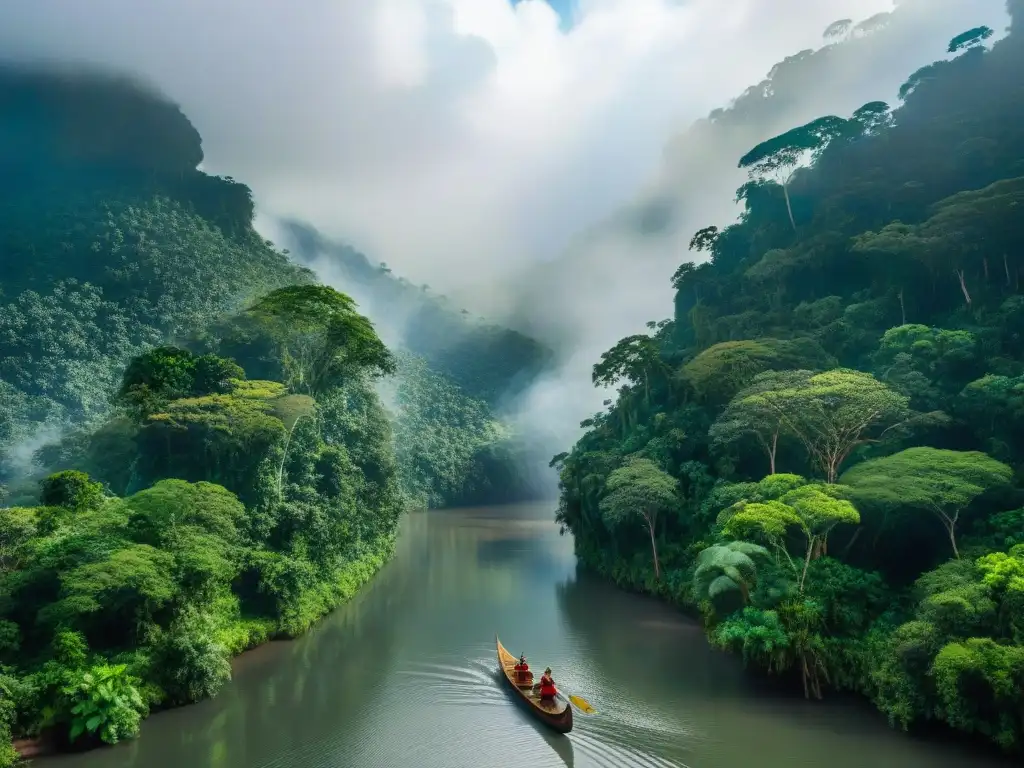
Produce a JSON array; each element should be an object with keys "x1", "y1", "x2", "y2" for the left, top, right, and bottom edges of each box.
[
  {"x1": 798, "y1": 539, "x2": 814, "y2": 592},
  {"x1": 1005, "y1": 253, "x2": 1012, "y2": 288},
  {"x1": 782, "y1": 183, "x2": 796, "y2": 232},
  {"x1": 897, "y1": 289, "x2": 906, "y2": 325},
  {"x1": 936, "y1": 510, "x2": 960, "y2": 559},
  {"x1": 825, "y1": 456, "x2": 838, "y2": 484},
  {"x1": 956, "y1": 269, "x2": 972, "y2": 307},
  {"x1": 983, "y1": 257, "x2": 989, "y2": 282},
  {"x1": 644, "y1": 510, "x2": 661, "y2": 580},
  {"x1": 768, "y1": 430, "x2": 778, "y2": 475}
]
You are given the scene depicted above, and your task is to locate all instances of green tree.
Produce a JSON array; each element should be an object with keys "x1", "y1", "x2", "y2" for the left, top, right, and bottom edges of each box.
[
  {"x1": 592, "y1": 333, "x2": 667, "y2": 402},
  {"x1": 246, "y1": 285, "x2": 395, "y2": 396},
  {"x1": 599, "y1": 458, "x2": 678, "y2": 579},
  {"x1": 39, "y1": 470, "x2": 105, "y2": 511},
  {"x1": 738, "y1": 115, "x2": 849, "y2": 230},
  {"x1": 709, "y1": 370, "x2": 811, "y2": 474},
  {"x1": 721, "y1": 484, "x2": 859, "y2": 592},
  {"x1": 0, "y1": 506, "x2": 36, "y2": 574},
  {"x1": 841, "y1": 447, "x2": 1013, "y2": 559},
  {"x1": 694, "y1": 540, "x2": 770, "y2": 609},
  {"x1": 947, "y1": 26, "x2": 995, "y2": 54},
  {"x1": 750, "y1": 369, "x2": 912, "y2": 483},
  {"x1": 117, "y1": 346, "x2": 244, "y2": 418},
  {"x1": 680, "y1": 339, "x2": 834, "y2": 403}
]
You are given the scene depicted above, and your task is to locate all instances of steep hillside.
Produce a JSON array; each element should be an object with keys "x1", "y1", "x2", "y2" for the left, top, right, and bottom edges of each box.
[
  {"x1": 0, "y1": 65, "x2": 551, "y2": 510},
  {"x1": 0, "y1": 65, "x2": 313, "y2": 479},
  {"x1": 0, "y1": 65, "x2": 413, "y2": 762},
  {"x1": 280, "y1": 220, "x2": 554, "y2": 407},
  {"x1": 483, "y1": 0, "x2": 1008, "y2": 356},
  {"x1": 278, "y1": 221, "x2": 556, "y2": 507},
  {"x1": 555, "y1": 5, "x2": 1024, "y2": 755}
]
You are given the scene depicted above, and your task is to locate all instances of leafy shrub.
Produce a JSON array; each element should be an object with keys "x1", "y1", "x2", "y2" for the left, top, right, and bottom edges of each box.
[
  {"x1": 152, "y1": 608, "x2": 231, "y2": 705},
  {"x1": 61, "y1": 664, "x2": 147, "y2": 745}
]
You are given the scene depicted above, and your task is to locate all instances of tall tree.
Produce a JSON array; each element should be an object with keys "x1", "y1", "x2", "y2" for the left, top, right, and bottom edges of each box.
[
  {"x1": 841, "y1": 447, "x2": 1013, "y2": 559},
  {"x1": 599, "y1": 458, "x2": 678, "y2": 580},
  {"x1": 592, "y1": 333, "x2": 667, "y2": 403},
  {"x1": 748, "y1": 369, "x2": 912, "y2": 483},
  {"x1": 247, "y1": 285, "x2": 394, "y2": 397},
  {"x1": 738, "y1": 115, "x2": 849, "y2": 231},
  {"x1": 720, "y1": 483, "x2": 859, "y2": 591},
  {"x1": 709, "y1": 370, "x2": 810, "y2": 475}
]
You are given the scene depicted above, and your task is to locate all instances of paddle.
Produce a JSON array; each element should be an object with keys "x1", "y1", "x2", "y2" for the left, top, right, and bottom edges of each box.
[{"x1": 564, "y1": 692, "x2": 596, "y2": 714}]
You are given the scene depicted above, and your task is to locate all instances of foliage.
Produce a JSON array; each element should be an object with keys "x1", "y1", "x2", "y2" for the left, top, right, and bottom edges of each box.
[
  {"x1": 245, "y1": 285, "x2": 395, "y2": 396},
  {"x1": 39, "y1": 470, "x2": 105, "y2": 511},
  {"x1": 694, "y1": 540, "x2": 771, "y2": 612},
  {"x1": 842, "y1": 448, "x2": 1013, "y2": 559},
  {"x1": 62, "y1": 664, "x2": 147, "y2": 745},
  {"x1": 599, "y1": 458, "x2": 678, "y2": 579},
  {"x1": 554, "y1": 10, "x2": 1024, "y2": 754},
  {"x1": 385, "y1": 354, "x2": 530, "y2": 508},
  {"x1": 116, "y1": 346, "x2": 243, "y2": 418}
]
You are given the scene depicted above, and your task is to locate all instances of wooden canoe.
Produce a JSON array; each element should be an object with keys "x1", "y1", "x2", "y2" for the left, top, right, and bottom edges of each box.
[{"x1": 496, "y1": 635, "x2": 573, "y2": 734}]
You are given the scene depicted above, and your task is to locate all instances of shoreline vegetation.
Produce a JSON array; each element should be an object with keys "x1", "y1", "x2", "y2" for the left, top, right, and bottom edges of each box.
[
  {"x1": 0, "y1": 291, "x2": 408, "y2": 763},
  {"x1": 554, "y1": 9, "x2": 1024, "y2": 758},
  {"x1": 9, "y1": 537, "x2": 395, "y2": 761}
]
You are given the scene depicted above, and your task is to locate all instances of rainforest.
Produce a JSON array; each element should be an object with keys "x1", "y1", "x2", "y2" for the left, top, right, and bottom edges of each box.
[
  {"x1": 554, "y1": 6, "x2": 1024, "y2": 756},
  {"x1": 0, "y1": 64, "x2": 551, "y2": 763},
  {"x1": 1, "y1": 2, "x2": 1024, "y2": 766}
]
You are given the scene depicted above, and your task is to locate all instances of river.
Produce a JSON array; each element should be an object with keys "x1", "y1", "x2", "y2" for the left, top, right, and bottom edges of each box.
[{"x1": 36, "y1": 502, "x2": 1011, "y2": 768}]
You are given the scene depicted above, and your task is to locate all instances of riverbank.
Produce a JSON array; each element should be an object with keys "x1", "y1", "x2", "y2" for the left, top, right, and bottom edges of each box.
[
  {"x1": 571, "y1": 544, "x2": 1016, "y2": 763},
  {"x1": 11, "y1": 533, "x2": 398, "y2": 763}
]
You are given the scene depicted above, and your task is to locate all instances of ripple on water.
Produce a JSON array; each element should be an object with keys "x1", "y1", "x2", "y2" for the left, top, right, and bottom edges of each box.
[{"x1": 391, "y1": 654, "x2": 693, "y2": 768}]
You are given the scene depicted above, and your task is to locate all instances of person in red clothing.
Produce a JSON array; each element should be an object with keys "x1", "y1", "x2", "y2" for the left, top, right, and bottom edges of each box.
[
  {"x1": 513, "y1": 654, "x2": 531, "y2": 685},
  {"x1": 536, "y1": 667, "x2": 557, "y2": 704}
]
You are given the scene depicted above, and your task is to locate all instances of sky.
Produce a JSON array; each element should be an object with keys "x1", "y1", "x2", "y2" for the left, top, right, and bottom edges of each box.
[
  {"x1": 0, "y1": 0, "x2": 1011, "y2": 459},
  {"x1": 513, "y1": 0, "x2": 577, "y2": 30}
]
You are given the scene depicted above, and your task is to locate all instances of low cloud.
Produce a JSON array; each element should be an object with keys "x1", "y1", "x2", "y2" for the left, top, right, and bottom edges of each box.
[{"x1": 0, "y1": 0, "x2": 1009, "y2": 461}]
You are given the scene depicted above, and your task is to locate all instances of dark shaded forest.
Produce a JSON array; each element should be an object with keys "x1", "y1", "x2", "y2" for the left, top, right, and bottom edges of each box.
[
  {"x1": 0, "y1": 64, "x2": 549, "y2": 761},
  {"x1": 555, "y1": 2, "x2": 1024, "y2": 754}
]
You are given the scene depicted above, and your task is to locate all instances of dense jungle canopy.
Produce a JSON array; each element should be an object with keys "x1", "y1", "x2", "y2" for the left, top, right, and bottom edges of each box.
[{"x1": 555, "y1": 1, "x2": 1024, "y2": 754}]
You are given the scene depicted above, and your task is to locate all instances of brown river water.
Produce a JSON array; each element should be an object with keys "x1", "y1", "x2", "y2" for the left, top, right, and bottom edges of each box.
[{"x1": 35, "y1": 503, "x2": 1012, "y2": 768}]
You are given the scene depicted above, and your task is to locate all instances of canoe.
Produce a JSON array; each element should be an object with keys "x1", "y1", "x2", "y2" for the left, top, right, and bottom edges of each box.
[{"x1": 496, "y1": 635, "x2": 574, "y2": 734}]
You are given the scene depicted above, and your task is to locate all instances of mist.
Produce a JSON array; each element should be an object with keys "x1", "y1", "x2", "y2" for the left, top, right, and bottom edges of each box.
[{"x1": 0, "y1": 0, "x2": 1010, "y2": 475}]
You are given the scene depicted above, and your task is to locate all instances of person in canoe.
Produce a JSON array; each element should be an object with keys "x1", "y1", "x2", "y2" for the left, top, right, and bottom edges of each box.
[
  {"x1": 513, "y1": 654, "x2": 532, "y2": 685},
  {"x1": 535, "y1": 667, "x2": 557, "y2": 704}
]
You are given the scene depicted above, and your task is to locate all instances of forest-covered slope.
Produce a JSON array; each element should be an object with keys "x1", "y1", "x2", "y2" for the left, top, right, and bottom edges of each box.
[
  {"x1": 555, "y1": 4, "x2": 1024, "y2": 754},
  {"x1": 281, "y1": 221, "x2": 553, "y2": 408},
  {"x1": 0, "y1": 65, "x2": 550, "y2": 511},
  {"x1": 0, "y1": 63, "x2": 548, "y2": 761},
  {"x1": 278, "y1": 222, "x2": 555, "y2": 508}
]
